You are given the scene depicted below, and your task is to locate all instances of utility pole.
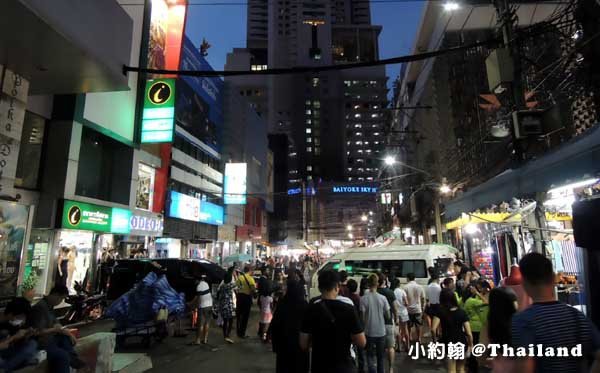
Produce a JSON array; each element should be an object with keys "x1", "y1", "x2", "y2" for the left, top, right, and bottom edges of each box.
[{"x1": 493, "y1": 0, "x2": 525, "y2": 162}]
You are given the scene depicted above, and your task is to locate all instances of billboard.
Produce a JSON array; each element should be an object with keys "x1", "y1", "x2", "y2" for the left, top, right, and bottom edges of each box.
[
  {"x1": 141, "y1": 78, "x2": 176, "y2": 143},
  {"x1": 178, "y1": 37, "x2": 223, "y2": 151},
  {"x1": 168, "y1": 191, "x2": 224, "y2": 225},
  {"x1": 224, "y1": 163, "x2": 247, "y2": 205},
  {"x1": 175, "y1": 79, "x2": 218, "y2": 149},
  {"x1": 60, "y1": 200, "x2": 132, "y2": 234}
]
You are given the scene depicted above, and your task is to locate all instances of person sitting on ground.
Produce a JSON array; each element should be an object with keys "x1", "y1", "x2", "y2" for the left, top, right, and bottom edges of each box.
[
  {"x1": 0, "y1": 297, "x2": 38, "y2": 372},
  {"x1": 28, "y1": 285, "x2": 86, "y2": 373}
]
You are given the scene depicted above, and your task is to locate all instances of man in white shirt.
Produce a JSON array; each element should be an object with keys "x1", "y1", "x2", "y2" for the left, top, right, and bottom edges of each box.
[
  {"x1": 403, "y1": 273, "x2": 425, "y2": 344},
  {"x1": 425, "y1": 274, "x2": 442, "y2": 341},
  {"x1": 193, "y1": 275, "x2": 213, "y2": 345}
]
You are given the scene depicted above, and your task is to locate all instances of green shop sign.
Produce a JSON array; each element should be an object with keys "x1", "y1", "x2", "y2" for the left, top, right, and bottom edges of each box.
[
  {"x1": 60, "y1": 200, "x2": 131, "y2": 234},
  {"x1": 140, "y1": 78, "x2": 176, "y2": 143}
]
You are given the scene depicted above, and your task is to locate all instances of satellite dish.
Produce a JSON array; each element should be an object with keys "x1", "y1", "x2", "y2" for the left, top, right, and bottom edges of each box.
[
  {"x1": 490, "y1": 122, "x2": 511, "y2": 138},
  {"x1": 504, "y1": 201, "x2": 537, "y2": 221}
]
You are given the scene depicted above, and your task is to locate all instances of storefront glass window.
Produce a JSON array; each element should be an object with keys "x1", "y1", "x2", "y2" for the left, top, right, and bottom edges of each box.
[
  {"x1": 24, "y1": 229, "x2": 53, "y2": 296},
  {"x1": 57, "y1": 230, "x2": 94, "y2": 294},
  {"x1": 136, "y1": 163, "x2": 156, "y2": 210},
  {"x1": 0, "y1": 202, "x2": 30, "y2": 303}
]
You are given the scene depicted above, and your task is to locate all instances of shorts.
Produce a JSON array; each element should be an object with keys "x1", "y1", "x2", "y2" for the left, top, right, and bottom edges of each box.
[
  {"x1": 198, "y1": 307, "x2": 212, "y2": 325},
  {"x1": 425, "y1": 304, "x2": 441, "y2": 318},
  {"x1": 408, "y1": 313, "x2": 422, "y2": 327},
  {"x1": 398, "y1": 309, "x2": 409, "y2": 323},
  {"x1": 385, "y1": 325, "x2": 395, "y2": 349}
]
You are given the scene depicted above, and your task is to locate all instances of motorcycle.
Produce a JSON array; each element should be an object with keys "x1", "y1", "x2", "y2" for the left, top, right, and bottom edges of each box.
[{"x1": 63, "y1": 280, "x2": 106, "y2": 325}]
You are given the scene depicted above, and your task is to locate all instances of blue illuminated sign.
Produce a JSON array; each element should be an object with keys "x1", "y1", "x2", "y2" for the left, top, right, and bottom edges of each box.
[
  {"x1": 332, "y1": 186, "x2": 378, "y2": 193},
  {"x1": 168, "y1": 191, "x2": 224, "y2": 226},
  {"x1": 199, "y1": 200, "x2": 224, "y2": 225},
  {"x1": 288, "y1": 188, "x2": 301, "y2": 195}
]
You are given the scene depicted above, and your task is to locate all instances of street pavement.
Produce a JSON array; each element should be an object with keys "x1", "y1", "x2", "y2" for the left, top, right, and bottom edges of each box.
[{"x1": 82, "y1": 309, "x2": 444, "y2": 373}]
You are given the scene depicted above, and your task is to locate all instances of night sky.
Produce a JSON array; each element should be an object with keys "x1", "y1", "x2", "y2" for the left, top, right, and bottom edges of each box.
[{"x1": 184, "y1": 1, "x2": 424, "y2": 97}]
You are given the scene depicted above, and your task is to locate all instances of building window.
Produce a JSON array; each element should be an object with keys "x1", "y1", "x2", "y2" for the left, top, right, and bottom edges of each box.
[
  {"x1": 307, "y1": 146, "x2": 312, "y2": 152},
  {"x1": 312, "y1": 78, "x2": 320, "y2": 87},
  {"x1": 306, "y1": 137, "x2": 312, "y2": 143},
  {"x1": 136, "y1": 163, "x2": 156, "y2": 211},
  {"x1": 313, "y1": 100, "x2": 321, "y2": 108},
  {"x1": 306, "y1": 109, "x2": 312, "y2": 115},
  {"x1": 315, "y1": 147, "x2": 320, "y2": 155},
  {"x1": 306, "y1": 128, "x2": 312, "y2": 133},
  {"x1": 15, "y1": 111, "x2": 46, "y2": 189},
  {"x1": 306, "y1": 119, "x2": 312, "y2": 124},
  {"x1": 354, "y1": 113, "x2": 361, "y2": 118},
  {"x1": 307, "y1": 165, "x2": 312, "y2": 171}
]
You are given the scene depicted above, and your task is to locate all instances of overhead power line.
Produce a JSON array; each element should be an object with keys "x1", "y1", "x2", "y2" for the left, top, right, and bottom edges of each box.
[{"x1": 124, "y1": 38, "x2": 501, "y2": 77}]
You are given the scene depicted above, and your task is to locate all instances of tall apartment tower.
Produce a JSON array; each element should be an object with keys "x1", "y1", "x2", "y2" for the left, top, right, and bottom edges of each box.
[{"x1": 228, "y1": 0, "x2": 386, "y2": 242}]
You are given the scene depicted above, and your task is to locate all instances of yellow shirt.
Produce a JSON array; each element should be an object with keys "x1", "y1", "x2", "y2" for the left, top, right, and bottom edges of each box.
[{"x1": 236, "y1": 273, "x2": 256, "y2": 295}]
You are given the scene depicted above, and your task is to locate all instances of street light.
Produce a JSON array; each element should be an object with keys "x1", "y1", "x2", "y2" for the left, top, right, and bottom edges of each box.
[
  {"x1": 384, "y1": 155, "x2": 396, "y2": 166},
  {"x1": 347, "y1": 224, "x2": 353, "y2": 231},
  {"x1": 348, "y1": 233, "x2": 354, "y2": 239},
  {"x1": 440, "y1": 184, "x2": 451, "y2": 194},
  {"x1": 361, "y1": 215, "x2": 368, "y2": 222},
  {"x1": 443, "y1": 1, "x2": 460, "y2": 11},
  {"x1": 369, "y1": 211, "x2": 373, "y2": 216}
]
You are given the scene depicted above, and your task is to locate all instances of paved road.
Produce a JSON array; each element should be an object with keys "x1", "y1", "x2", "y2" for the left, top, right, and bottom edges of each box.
[{"x1": 95, "y1": 309, "x2": 444, "y2": 373}]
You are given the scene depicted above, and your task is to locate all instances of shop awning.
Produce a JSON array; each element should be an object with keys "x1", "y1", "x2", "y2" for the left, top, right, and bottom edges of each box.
[
  {"x1": 445, "y1": 124, "x2": 600, "y2": 220},
  {"x1": 446, "y1": 212, "x2": 572, "y2": 230}
]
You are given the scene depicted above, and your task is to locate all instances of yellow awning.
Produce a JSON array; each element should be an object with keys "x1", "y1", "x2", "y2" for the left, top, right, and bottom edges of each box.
[{"x1": 446, "y1": 211, "x2": 572, "y2": 229}]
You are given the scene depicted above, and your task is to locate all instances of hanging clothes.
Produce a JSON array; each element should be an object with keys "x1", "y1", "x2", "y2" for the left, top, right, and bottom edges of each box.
[{"x1": 551, "y1": 240, "x2": 565, "y2": 273}]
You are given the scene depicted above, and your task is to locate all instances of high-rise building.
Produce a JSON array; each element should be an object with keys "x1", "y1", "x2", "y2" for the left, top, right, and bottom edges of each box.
[{"x1": 228, "y1": 0, "x2": 386, "y2": 243}]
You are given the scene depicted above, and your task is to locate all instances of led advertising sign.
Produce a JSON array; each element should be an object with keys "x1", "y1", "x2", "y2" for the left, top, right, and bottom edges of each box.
[
  {"x1": 141, "y1": 78, "x2": 176, "y2": 143},
  {"x1": 60, "y1": 200, "x2": 131, "y2": 234},
  {"x1": 332, "y1": 186, "x2": 378, "y2": 193},
  {"x1": 168, "y1": 191, "x2": 224, "y2": 225},
  {"x1": 224, "y1": 163, "x2": 247, "y2": 204},
  {"x1": 288, "y1": 188, "x2": 301, "y2": 195}
]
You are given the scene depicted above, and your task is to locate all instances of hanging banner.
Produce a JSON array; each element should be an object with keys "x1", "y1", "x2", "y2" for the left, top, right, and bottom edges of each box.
[
  {"x1": 141, "y1": 78, "x2": 176, "y2": 143},
  {"x1": 0, "y1": 67, "x2": 29, "y2": 196}
]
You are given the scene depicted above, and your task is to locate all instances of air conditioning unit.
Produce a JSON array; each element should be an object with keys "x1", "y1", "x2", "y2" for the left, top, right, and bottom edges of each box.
[{"x1": 512, "y1": 110, "x2": 544, "y2": 139}]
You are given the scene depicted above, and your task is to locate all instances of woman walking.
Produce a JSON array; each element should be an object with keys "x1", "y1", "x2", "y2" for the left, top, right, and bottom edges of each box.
[
  {"x1": 271, "y1": 280, "x2": 309, "y2": 373},
  {"x1": 432, "y1": 289, "x2": 473, "y2": 373},
  {"x1": 217, "y1": 272, "x2": 236, "y2": 344},
  {"x1": 479, "y1": 287, "x2": 518, "y2": 372},
  {"x1": 392, "y1": 278, "x2": 409, "y2": 352}
]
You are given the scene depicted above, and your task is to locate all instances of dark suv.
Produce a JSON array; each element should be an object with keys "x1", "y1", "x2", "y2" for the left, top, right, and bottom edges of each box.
[{"x1": 105, "y1": 258, "x2": 225, "y2": 302}]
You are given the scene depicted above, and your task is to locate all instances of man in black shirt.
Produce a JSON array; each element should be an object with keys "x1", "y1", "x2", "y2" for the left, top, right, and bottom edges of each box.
[{"x1": 300, "y1": 270, "x2": 366, "y2": 373}]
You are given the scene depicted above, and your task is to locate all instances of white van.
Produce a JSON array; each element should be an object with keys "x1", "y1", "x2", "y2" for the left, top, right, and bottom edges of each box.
[{"x1": 309, "y1": 242, "x2": 458, "y2": 298}]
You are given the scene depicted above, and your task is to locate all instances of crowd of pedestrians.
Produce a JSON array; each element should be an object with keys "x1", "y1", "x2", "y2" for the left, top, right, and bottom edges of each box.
[{"x1": 184, "y1": 252, "x2": 600, "y2": 373}]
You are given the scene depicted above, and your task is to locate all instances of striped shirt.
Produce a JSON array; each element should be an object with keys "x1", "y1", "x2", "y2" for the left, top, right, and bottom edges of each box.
[{"x1": 511, "y1": 301, "x2": 600, "y2": 373}]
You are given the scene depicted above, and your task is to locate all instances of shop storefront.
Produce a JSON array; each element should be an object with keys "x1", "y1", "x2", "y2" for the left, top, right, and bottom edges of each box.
[
  {"x1": 53, "y1": 199, "x2": 132, "y2": 293},
  {"x1": 0, "y1": 201, "x2": 31, "y2": 305},
  {"x1": 123, "y1": 211, "x2": 164, "y2": 258}
]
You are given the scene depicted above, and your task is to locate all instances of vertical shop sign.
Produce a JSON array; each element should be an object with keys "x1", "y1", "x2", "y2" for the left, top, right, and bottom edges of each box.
[
  {"x1": 0, "y1": 67, "x2": 29, "y2": 196},
  {"x1": 0, "y1": 201, "x2": 30, "y2": 304},
  {"x1": 141, "y1": 78, "x2": 176, "y2": 143}
]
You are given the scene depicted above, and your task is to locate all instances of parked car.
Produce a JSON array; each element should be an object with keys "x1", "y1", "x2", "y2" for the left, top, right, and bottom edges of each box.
[{"x1": 105, "y1": 258, "x2": 226, "y2": 302}]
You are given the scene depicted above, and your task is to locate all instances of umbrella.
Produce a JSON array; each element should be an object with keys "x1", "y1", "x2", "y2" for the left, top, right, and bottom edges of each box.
[{"x1": 223, "y1": 253, "x2": 253, "y2": 264}]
